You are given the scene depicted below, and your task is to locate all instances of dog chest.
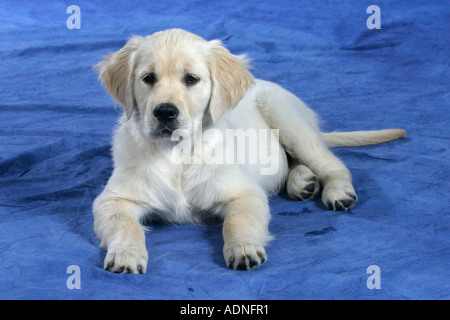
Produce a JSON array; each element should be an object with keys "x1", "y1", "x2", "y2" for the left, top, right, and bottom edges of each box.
[{"x1": 141, "y1": 159, "x2": 221, "y2": 223}]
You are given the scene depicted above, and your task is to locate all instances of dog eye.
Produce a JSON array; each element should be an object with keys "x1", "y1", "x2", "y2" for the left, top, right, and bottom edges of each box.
[
  {"x1": 184, "y1": 74, "x2": 200, "y2": 86},
  {"x1": 142, "y1": 73, "x2": 157, "y2": 85}
]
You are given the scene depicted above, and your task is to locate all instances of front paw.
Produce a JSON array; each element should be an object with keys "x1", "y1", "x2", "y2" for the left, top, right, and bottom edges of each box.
[
  {"x1": 104, "y1": 244, "x2": 148, "y2": 274},
  {"x1": 322, "y1": 180, "x2": 357, "y2": 211},
  {"x1": 223, "y1": 240, "x2": 267, "y2": 270}
]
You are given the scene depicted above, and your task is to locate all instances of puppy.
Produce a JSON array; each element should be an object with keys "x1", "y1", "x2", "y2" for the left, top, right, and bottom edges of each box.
[{"x1": 93, "y1": 29, "x2": 405, "y2": 273}]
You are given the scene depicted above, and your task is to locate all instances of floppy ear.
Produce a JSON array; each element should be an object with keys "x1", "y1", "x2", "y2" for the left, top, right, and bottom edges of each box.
[
  {"x1": 94, "y1": 36, "x2": 143, "y2": 120},
  {"x1": 207, "y1": 40, "x2": 255, "y2": 123}
]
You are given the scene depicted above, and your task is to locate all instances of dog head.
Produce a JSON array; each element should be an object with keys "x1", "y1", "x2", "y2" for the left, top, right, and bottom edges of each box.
[{"x1": 95, "y1": 29, "x2": 254, "y2": 141}]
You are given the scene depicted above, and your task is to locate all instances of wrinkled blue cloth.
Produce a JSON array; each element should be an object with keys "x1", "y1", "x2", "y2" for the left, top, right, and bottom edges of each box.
[{"x1": 0, "y1": 0, "x2": 448, "y2": 300}]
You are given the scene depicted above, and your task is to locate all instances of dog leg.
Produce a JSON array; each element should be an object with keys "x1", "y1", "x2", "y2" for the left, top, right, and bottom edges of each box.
[
  {"x1": 221, "y1": 188, "x2": 272, "y2": 270},
  {"x1": 286, "y1": 135, "x2": 357, "y2": 211},
  {"x1": 256, "y1": 81, "x2": 357, "y2": 210},
  {"x1": 287, "y1": 133, "x2": 357, "y2": 211},
  {"x1": 93, "y1": 193, "x2": 148, "y2": 274}
]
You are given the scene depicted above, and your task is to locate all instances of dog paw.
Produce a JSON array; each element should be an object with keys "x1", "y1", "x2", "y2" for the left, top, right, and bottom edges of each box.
[
  {"x1": 104, "y1": 244, "x2": 148, "y2": 274},
  {"x1": 322, "y1": 180, "x2": 357, "y2": 211},
  {"x1": 223, "y1": 240, "x2": 266, "y2": 271},
  {"x1": 287, "y1": 165, "x2": 320, "y2": 201}
]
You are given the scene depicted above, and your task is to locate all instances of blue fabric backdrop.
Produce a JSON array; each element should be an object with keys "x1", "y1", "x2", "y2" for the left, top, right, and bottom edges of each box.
[{"x1": 0, "y1": 0, "x2": 448, "y2": 300}]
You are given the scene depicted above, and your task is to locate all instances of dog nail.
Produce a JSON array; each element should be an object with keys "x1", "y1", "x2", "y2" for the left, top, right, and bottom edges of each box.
[
  {"x1": 249, "y1": 259, "x2": 258, "y2": 269},
  {"x1": 114, "y1": 266, "x2": 125, "y2": 274},
  {"x1": 341, "y1": 198, "x2": 354, "y2": 208},
  {"x1": 105, "y1": 262, "x2": 114, "y2": 271},
  {"x1": 236, "y1": 261, "x2": 247, "y2": 270},
  {"x1": 346, "y1": 193, "x2": 357, "y2": 200},
  {"x1": 257, "y1": 251, "x2": 266, "y2": 264},
  {"x1": 326, "y1": 201, "x2": 334, "y2": 210},
  {"x1": 334, "y1": 201, "x2": 345, "y2": 211},
  {"x1": 300, "y1": 192, "x2": 311, "y2": 200}
]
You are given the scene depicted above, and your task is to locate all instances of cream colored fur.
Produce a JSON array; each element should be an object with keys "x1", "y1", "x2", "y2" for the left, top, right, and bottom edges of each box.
[{"x1": 93, "y1": 29, "x2": 405, "y2": 273}]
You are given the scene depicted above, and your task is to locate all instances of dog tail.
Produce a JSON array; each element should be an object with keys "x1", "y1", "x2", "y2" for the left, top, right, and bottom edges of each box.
[{"x1": 321, "y1": 129, "x2": 406, "y2": 147}]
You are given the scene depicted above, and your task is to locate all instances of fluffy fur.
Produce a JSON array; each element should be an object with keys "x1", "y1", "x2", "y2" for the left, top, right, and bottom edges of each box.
[{"x1": 93, "y1": 29, "x2": 406, "y2": 273}]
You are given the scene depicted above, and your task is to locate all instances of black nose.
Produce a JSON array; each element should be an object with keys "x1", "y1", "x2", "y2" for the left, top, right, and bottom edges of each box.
[{"x1": 153, "y1": 103, "x2": 179, "y2": 123}]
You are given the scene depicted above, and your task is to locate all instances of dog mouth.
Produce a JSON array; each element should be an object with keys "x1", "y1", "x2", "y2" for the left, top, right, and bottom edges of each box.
[
  {"x1": 161, "y1": 128, "x2": 173, "y2": 135},
  {"x1": 151, "y1": 124, "x2": 178, "y2": 139}
]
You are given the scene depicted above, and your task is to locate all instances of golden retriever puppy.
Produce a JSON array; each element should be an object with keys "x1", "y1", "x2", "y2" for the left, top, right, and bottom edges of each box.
[{"x1": 93, "y1": 29, "x2": 405, "y2": 273}]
